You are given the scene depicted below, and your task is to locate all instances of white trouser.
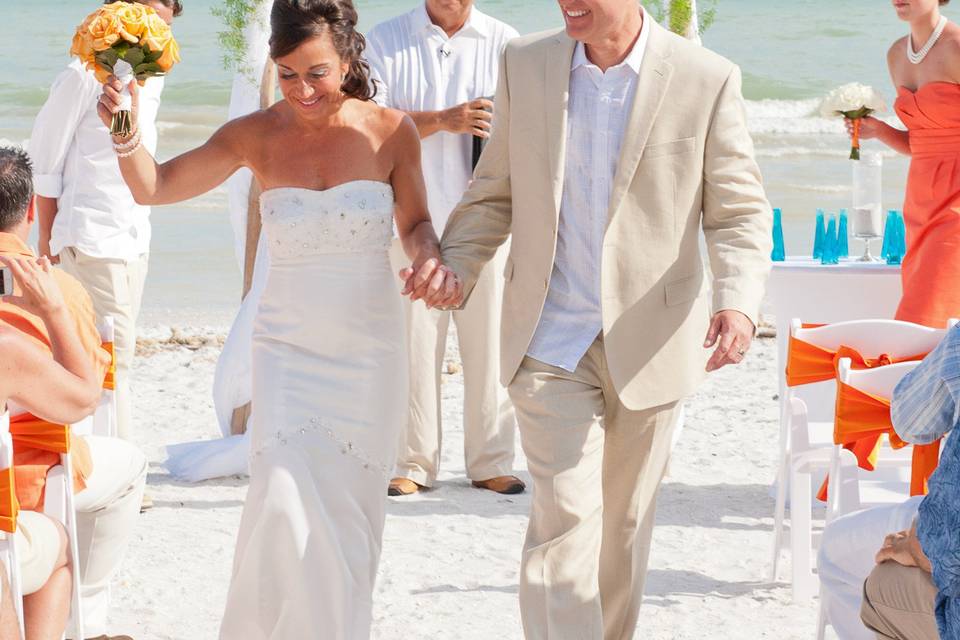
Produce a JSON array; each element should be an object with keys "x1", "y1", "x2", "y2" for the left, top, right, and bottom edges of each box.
[
  {"x1": 388, "y1": 240, "x2": 516, "y2": 486},
  {"x1": 70, "y1": 435, "x2": 147, "y2": 638},
  {"x1": 817, "y1": 496, "x2": 924, "y2": 640},
  {"x1": 60, "y1": 248, "x2": 149, "y2": 441}
]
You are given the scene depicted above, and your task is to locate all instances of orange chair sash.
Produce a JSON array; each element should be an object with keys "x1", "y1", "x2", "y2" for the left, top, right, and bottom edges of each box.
[
  {"x1": 8, "y1": 414, "x2": 91, "y2": 511},
  {"x1": 9, "y1": 414, "x2": 71, "y2": 454},
  {"x1": 101, "y1": 340, "x2": 116, "y2": 391},
  {"x1": 816, "y1": 381, "x2": 941, "y2": 500},
  {"x1": 0, "y1": 465, "x2": 19, "y2": 534},
  {"x1": 785, "y1": 334, "x2": 927, "y2": 388}
]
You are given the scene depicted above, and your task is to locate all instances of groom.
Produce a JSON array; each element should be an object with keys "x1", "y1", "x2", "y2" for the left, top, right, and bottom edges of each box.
[{"x1": 409, "y1": 0, "x2": 772, "y2": 637}]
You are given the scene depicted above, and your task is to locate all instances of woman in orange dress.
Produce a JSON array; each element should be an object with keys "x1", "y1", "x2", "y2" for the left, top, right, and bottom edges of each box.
[{"x1": 853, "y1": 0, "x2": 960, "y2": 327}]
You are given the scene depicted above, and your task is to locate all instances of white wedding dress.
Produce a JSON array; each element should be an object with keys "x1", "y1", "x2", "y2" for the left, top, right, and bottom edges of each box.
[{"x1": 219, "y1": 181, "x2": 407, "y2": 639}]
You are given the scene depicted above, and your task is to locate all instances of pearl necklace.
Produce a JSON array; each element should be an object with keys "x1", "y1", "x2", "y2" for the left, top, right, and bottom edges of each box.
[{"x1": 908, "y1": 15, "x2": 948, "y2": 64}]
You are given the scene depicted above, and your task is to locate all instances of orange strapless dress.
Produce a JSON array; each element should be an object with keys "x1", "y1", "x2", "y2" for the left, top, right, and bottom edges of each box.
[{"x1": 893, "y1": 82, "x2": 960, "y2": 327}]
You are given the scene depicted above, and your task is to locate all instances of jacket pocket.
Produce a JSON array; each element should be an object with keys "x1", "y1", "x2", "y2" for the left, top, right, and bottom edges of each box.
[
  {"x1": 641, "y1": 137, "x2": 696, "y2": 160},
  {"x1": 664, "y1": 273, "x2": 704, "y2": 307}
]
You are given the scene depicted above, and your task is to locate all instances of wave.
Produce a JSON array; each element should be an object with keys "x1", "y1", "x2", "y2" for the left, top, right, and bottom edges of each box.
[{"x1": 744, "y1": 98, "x2": 900, "y2": 136}]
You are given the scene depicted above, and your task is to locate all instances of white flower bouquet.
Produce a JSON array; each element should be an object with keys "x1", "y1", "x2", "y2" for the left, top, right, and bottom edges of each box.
[{"x1": 820, "y1": 83, "x2": 887, "y2": 160}]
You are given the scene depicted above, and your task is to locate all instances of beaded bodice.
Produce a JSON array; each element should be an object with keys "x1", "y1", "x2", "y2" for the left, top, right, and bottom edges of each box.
[{"x1": 259, "y1": 181, "x2": 394, "y2": 260}]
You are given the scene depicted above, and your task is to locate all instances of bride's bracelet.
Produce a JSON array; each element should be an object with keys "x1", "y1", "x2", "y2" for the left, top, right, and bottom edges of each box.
[{"x1": 112, "y1": 128, "x2": 142, "y2": 157}]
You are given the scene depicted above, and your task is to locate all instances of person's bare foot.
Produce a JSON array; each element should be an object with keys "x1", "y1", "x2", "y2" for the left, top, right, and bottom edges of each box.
[
  {"x1": 387, "y1": 477, "x2": 423, "y2": 496},
  {"x1": 472, "y1": 475, "x2": 526, "y2": 495}
]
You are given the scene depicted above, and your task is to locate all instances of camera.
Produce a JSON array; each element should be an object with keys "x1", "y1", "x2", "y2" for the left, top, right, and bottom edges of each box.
[{"x1": 0, "y1": 267, "x2": 10, "y2": 297}]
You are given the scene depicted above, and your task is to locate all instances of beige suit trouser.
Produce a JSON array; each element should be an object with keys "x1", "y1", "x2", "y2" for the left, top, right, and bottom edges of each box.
[
  {"x1": 389, "y1": 240, "x2": 516, "y2": 486},
  {"x1": 60, "y1": 248, "x2": 149, "y2": 441},
  {"x1": 860, "y1": 561, "x2": 939, "y2": 640},
  {"x1": 509, "y1": 337, "x2": 680, "y2": 640}
]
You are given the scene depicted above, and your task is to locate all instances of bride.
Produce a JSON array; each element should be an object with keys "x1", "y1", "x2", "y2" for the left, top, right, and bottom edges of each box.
[{"x1": 98, "y1": 0, "x2": 461, "y2": 637}]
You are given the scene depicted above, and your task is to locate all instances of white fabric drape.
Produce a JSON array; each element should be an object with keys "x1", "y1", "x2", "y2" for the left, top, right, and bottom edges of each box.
[{"x1": 165, "y1": 1, "x2": 273, "y2": 481}]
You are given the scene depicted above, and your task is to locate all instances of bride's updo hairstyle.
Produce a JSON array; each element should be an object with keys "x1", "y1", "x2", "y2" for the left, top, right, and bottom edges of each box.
[{"x1": 269, "y1": 0, "x2": 376, "y2": 101}]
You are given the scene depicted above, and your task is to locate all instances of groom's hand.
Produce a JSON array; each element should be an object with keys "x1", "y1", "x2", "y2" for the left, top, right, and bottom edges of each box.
[
  {"x1": 399, "y1": 259, "x2": 463, "y2": 309},
  {"x1": 703, "y1": 310, "x2": 755, "y2": 372}
]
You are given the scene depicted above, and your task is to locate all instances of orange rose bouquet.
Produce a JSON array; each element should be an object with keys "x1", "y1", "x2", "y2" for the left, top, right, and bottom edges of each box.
[{"x1": 70, "y1": 1, "x2": 180, "y2": 136}]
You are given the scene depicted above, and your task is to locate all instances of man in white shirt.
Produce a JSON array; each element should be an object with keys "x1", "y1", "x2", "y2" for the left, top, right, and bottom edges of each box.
[
  {"x1": 29, "y1": 0, "x2": 182, "y2": 448},
  {"x1": 366, "y1": 0, "x2": 523, "y2": 496}
]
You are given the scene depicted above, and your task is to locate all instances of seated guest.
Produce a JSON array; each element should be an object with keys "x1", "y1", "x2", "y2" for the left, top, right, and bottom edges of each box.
[
  {"x1": 818, "y1": 323, "x2": 960, "y2": 640},
  {"x1": 0, "y1": 254, "x2": 99, "y2": 640},
  {"x1": 0, "y1": 146, "x2": 146, "y2": 640}
]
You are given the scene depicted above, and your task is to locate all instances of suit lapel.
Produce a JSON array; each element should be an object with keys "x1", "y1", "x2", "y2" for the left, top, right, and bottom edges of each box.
[
  {"x1": 545, "y1": 34, "x2": 576, "y2": 222},
  {"x1": 607, "y1": 22, "x2": 675, "y2": 221}
]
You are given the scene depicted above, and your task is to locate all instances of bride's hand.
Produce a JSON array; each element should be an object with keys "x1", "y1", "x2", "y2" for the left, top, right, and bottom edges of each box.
[
  {"x1": 845, "y1": 116, "x2": 885, "y2": 141},
  {"x1": 399, "y1": 258, "x2": 463, "y2": 309},
  {"x1": 96, "y1": 75, "x2": 140, "y2": 133}
]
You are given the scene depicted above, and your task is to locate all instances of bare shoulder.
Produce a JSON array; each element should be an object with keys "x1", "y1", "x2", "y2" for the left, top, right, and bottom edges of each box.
[
  {"x1": 367, "y1": 104, "x2": 419, "y2": 150},
  {"x1": 888, "y1": 35, "x2": 907, "y2": 61}
]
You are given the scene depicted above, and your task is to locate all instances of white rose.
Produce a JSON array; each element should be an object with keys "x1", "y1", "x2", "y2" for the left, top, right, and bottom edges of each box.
[{"x1": 819, "y1": 82, "x2": 888, "y2": 117}]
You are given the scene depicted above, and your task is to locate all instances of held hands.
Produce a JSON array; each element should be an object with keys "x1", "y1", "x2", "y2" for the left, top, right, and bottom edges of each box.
[
  {"x1": 703, "y1": 309, "x2": 755, "y2": 372},
  {"x1": 875, "y1": 524, "x2": 932, "y2": 572},
  {"x1": 399, "y1": 255, "x2": 464, "y2": 310},
  {"x1": 0, "y1": 255, "x2": 66, "y2": 318},
  {"x1": 442, "y1": 98, "x2": 494, "y2": 139},
  {"x1": 844, "y1": 116, "x2": 885, "y2": 141},
  {"x1": 96, "y1": 75, "x2": 140, "y2": 136}
]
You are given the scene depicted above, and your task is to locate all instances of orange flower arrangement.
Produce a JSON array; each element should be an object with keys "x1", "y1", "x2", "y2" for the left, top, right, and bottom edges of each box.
[{"x1": 70, "y1": 1, "x2": 180, "y2": 136}]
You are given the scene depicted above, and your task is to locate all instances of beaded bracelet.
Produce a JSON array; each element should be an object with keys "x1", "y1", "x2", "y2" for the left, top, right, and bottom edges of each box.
[
  {"x1": 115, "y1": 137, "x2": 143, "y2": 158},
  {"x1": 112, "y1": 128, "x2": 142, "y2": 156}
]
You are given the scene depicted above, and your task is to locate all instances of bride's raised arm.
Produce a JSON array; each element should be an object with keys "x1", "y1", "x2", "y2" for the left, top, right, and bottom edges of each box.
[{"x1": 98, "y1": 77, "x2": 247, "y2": 205}]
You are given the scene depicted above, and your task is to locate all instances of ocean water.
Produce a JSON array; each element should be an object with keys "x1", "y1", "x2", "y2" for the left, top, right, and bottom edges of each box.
[{"x1": 0, "y1": 0, "x2": 934, "y2": 324}]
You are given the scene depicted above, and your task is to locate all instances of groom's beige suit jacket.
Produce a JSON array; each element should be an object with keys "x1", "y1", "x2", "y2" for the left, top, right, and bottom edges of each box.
[{"x1": 440, "y1": 20, "x2": 772, "y2": 411}]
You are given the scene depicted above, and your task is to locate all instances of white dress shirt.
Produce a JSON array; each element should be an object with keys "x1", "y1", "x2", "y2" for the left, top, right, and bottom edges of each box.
[
  {"x1": 29, "y1": 59, "x2": 162, "y2": 260},
  {"x1": 365, "y1": 4, "x2": 518, "y2": 233},
  {"x1": 526, "y1": 17, "x2": 651, "y2": 372}
]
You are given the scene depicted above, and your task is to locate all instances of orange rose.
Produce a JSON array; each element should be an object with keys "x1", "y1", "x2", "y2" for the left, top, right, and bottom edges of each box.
[
  {"x1": 70, "y1": 28, "x2": 95, "y2": 64},
  {"x1": 113, "y1": 2, "x2": 148, "y2": 44},
  {"x1": 140, "y1": 12, "x2": 173, "y2": 55},
  {"x1": 156, "y1": 37, "x2": 180, "y2": 72},
  {"x1": 86, "y1": 9, "x2": 123, "y2": 51}
]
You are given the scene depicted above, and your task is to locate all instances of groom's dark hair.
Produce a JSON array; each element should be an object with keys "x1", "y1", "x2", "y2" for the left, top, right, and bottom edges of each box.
[{"x1": 0, "y1": 147, "x2": 33, "y2": 232}]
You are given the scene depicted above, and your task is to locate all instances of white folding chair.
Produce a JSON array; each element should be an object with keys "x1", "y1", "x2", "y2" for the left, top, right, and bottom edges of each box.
[
  {"x1": 93, "y1": 317, "x2": 118, "y2": 439},
  {"x1": 44, "y1": 448, "x2": 84, "y2": 640},
  {"x1": 814, "y1": 359, "x2": 924, "y2": 639},
  {"x1": 0, "y1": 412, "x2": 24, "y2": 637},
  {"x1": 770, "y1": 318, "x2": 951, "y2": 600}
]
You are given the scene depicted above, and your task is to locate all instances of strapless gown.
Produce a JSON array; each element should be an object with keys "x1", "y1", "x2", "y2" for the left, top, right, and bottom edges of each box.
[
  {"x1": 219, "y1": 181, "x2": 406, "y2": 639},
  {"x1": 894, "y1": 82, "x2": 960, "y2": 327}
]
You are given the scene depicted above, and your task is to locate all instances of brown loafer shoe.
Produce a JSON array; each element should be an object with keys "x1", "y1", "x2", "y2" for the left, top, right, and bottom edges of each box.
[
  {"x1": 388, "y1": 477, "x2": 423, "y2": 496},
  {"x1": 472, "y1": 475, "x2": 526, "y2": 495}
]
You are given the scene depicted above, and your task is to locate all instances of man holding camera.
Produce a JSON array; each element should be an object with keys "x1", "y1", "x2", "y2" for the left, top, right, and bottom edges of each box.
[{"x1": 365, "y1": 0, "x2": 522, "y2": 496}]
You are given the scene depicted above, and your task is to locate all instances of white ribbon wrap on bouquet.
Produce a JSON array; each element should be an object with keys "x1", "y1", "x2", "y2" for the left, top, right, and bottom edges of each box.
[
  {"x1": 163, "y1": 1, "x2": 273, "y2": 482},
  {"x1": 114, "y1": 59, "x2": 134, "y2": 110}
]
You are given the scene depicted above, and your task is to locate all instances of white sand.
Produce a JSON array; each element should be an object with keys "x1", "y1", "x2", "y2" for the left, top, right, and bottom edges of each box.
[{"x1": 105, "y1": 330, "x2": 824, "y2": 639}]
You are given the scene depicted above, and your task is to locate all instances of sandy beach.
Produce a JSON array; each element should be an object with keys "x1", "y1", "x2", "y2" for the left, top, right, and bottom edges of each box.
[{"x1": 100, "y1": 327, "x2": 823, "y2": 639}]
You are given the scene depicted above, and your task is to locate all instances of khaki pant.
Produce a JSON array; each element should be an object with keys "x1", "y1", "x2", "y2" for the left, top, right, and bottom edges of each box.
[
  {"x1": 389, "y1": 241, "x2": 516, "y2": 486},
  {"x1": 861, "y1": 561, "x2": 939, "y2": 640},
  {"x1": 60, "y1": 248, "x2": 149, "y2": 441},
  {"x1": 509, "y1": 338, "x2": 680, "y2": 640}
]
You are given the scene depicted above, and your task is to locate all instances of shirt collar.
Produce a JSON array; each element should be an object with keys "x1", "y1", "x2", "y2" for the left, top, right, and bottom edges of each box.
[
  {"x1": 0, "y1": 233, "x2": 33, "y2": 258},
  {"x1": 416, "y1": 3, "x2": 488, "y2": 39},
  {"x1": 571, "y1": 7, "x2": 650, "y2": 74}
]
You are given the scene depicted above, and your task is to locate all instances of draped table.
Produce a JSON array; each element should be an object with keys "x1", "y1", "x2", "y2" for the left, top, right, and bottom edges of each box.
[{"x1": 767, "y1": 258, "x2": 902, "y2": 423}]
